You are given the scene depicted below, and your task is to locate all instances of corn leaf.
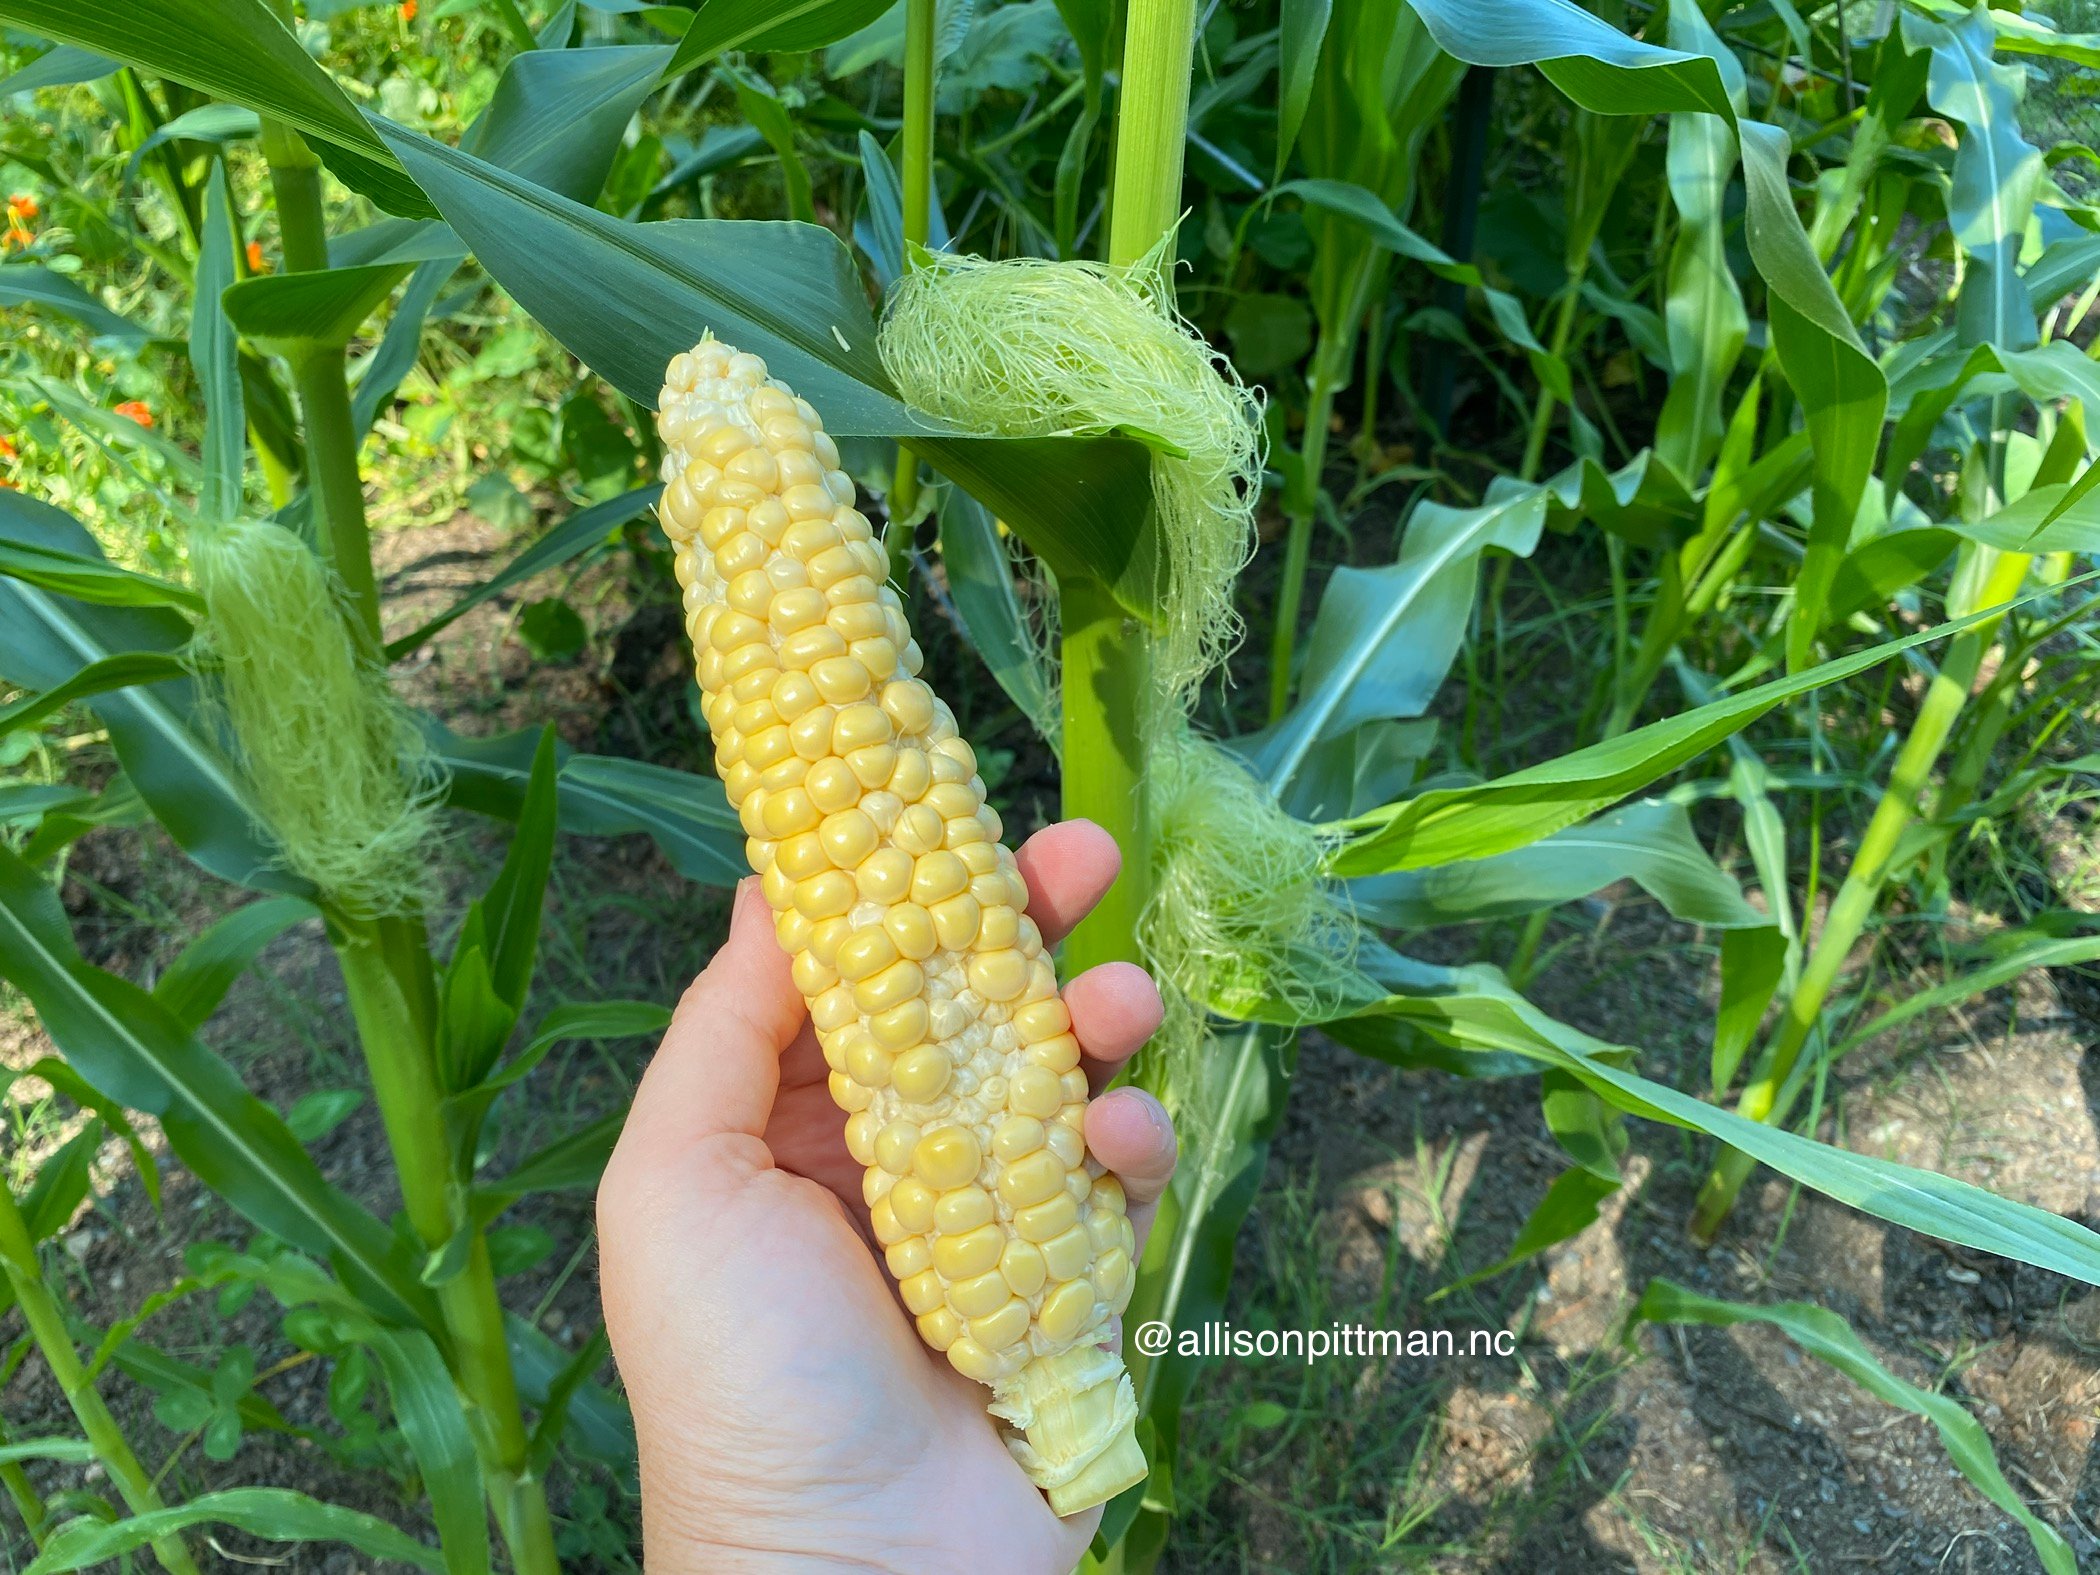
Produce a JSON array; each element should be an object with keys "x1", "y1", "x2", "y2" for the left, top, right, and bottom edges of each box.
[
  {"x1": 0, "y1": 847, "x2": 437, "y2": 1333},
  {"x1": 1634, "y1": 1282, "x2": 2075, "y2": 1573},
  {"x1": 1255, "y1": 483, "x2": 1549, "y2": 796},
  {"x1": 0, "y1": 0, "x2": 431, "y2": 216},
  {"x1": 0, "y1": 43, "x2": 117, "y2": 95},
  {"x1": 25, "y1": 1489, "x2": 444, "y2": 1575},
  {"x1": 222, "y1": 264, "x2": 413, "y2": 361},
  {"x1": 429, "y1": 723, "x2": 747, "y2": 886},
  {"x1": 0, "y1": 264, "x2": 151, "y2": 344},
  {"x1": 1906, "y1": 6, "x2": 2044, "y2": 351},
  {"x1": 372, "y1": 119, "x2": 1169, "y2": 623},
  {"x1": 1327, "y1": 591, "x2": 2060, "y2": 876},
  {"x1": 192, "y1": 160, "x2": 246, "y2": 522},
  {"x1": 1653, "y1": 0, "x2": 1746, "y2": 478},
  {"x1": 1292, "y1": 947, "x2": 2100, "y2": 1287},
  {"x1": 934, "y1": 487, "x2": 1056, "y2": 740},
  {"x1": 668, "y1": 0, "x2": 896, "y2": 78},
  {"x1": 152, "y1": 895, "x2": 319, "y2": 1034},
  {"x1": 1349, "y1": 798, "x2": 1770, "y2": 929}
]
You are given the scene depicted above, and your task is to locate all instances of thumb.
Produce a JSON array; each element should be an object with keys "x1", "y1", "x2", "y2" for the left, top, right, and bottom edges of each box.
[{"x1": 614, "y1": 878, "x2": 806, "y2": 1163}]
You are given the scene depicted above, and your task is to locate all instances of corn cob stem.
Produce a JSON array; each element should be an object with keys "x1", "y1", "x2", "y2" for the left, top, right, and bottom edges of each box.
[{"x1": 659, "y1": 340, "x2": 1146, "y2": 1514}]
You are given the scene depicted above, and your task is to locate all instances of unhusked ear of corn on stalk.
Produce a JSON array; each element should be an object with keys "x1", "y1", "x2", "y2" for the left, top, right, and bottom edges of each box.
[{"x1": 656, "y1": 336, "x2": 1146, "y2": 1515}]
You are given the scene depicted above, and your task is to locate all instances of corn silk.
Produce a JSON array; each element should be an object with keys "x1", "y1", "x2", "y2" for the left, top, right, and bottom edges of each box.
[{"x1": 878, "y1": 249, "x2": 1357, "y2": 1126}]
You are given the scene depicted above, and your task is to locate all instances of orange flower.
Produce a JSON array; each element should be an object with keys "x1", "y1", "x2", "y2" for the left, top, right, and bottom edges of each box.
[
  {"x1": 400, "y1": 0, "x2": 417, "y2": 18},
  {"x1": 1, "y1": 224, "x2": 29, "y2": 252},
  {"x1": 0, "y1": 436, "x2": 16, "y2": 461},
  {"x1": 113, "y1": 400, "x2": 154, "y2": 428},
  {"x1": 246, "y1": 239, "x2": 267, "y2": 273},
  {"x1": 6, "y1": 193, "x2": 36, "y2": 221}
]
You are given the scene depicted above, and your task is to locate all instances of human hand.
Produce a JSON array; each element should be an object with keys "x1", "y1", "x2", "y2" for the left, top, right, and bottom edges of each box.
[{"x1": 598, "y1": 820, "x2": 1176, "y2": 1575}]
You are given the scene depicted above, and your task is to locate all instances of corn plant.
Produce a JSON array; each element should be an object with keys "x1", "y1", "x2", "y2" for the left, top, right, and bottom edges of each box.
[
  {"x1": 1, "y1": 1074, "x2": 473, "y2": 1573},
  {"x1": 0, "y1": 14, "x2": 708, "y2": 1567},
  {"x1": 1, "y1": 0, "x2": 2099, "y2": 1570}
]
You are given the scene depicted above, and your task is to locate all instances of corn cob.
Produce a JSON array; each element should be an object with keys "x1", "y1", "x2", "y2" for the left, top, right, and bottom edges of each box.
[{"x1": 656, "y1": 337, "x2": 1146, "y2": 1515}]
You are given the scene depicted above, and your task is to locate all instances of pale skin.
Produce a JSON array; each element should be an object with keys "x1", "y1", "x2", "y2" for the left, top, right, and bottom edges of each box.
[{"x1": 599, "y1": 820, "x2": 1178, "y2": 1575}]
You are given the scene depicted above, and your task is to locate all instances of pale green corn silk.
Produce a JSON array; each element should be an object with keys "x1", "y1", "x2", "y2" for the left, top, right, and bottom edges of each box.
[
  {"x1": 878, "y1": 249, "x2": 1355, "y2": 1115},
  {"x1": 188, "y1": 520, "x2": 442, "y2": 916}
]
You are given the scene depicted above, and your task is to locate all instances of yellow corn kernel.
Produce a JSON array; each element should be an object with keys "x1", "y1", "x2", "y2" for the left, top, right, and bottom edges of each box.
[
  {"x1": 793, "y1": 872, "x2": 855, "y2": 921},
  {"x1": 1008, "y1": 1064, "x2": 1064, "y2": 1119},
  {"x1": 811, "y1": 984, "x2": 858, "y2": 1032},
  {"x1": 900, "y1": 1270, "x2": 947, "y2": 1317},
  {"x1": 929, "y1": 893, "x2": 982, "y2": 951},
  {"x1": 844, "y1": 743, "x2": 896, "y2": 790},
  {"x1": 1093, "y1": 1247, "x2": 1131, "y2": 1303},
  {"x1": 1038, "y1": 1279, "x2": 1095, "y2": 1343},
  {"x1": 854, "y1": 847, "x2": 913, "y2": 903},
  {"x1": 933, "y1": 1225, "x2": 1004, "y2": 1281},
  {"x1": 891, "y1": 1045, "x2": 951, "y2": 1103},
  {"x1": 946, "y1": 1338, "x2": 1002, "y2": 1383},
  {"x1": 869, "y1": 998, "x2": 929, "y2": 1050},
  {"x1": 827, "y1": 1071, "x2": 870, "y2": 1113},
  {"x1": 844, "y1": 1112, "x2": 878, "y2": 1166},
  {"x1": 814, "y1": 806, "x2": 873, "y2": 869},
  {"x1": 1028, "y1": 1033, "x2": 1084, "y2": 1074},
  {"x1": 917, "y1": 1307, "x2": 963, "y2": 1352},
  {"x1": 882, "y1": 902, "x2": 937, "y2": 961},
  {"x1": 1013, "y1": 998, "x2": 1072, "y2": 1044},
  {"x1": 912, "y1": 1126, "x2": 982, "y2": 1190},
  {"x1": 853, "y1": 958, "x2": 923, "y2": 1013},
  {"x1": 910, "y1": 849, "x2": 969, "y2": 904},
  {"x1": 997, "y1": 1149, "x2": 1066, "y2": 1209},
  {"x1": 970, "y1": 1298, "x2": 1031, "y2": 1352},
  {"x1": 893, "y1": 804, "x2": 945, "y2": 856},
  {"x1": 999, "y1": 1239, "x2": 1047, "y2": 1298},
  {"x1": 812, "y1": 654, "x2": 873, "y2": 704},
  {"x1": 935, "y1": 1185, "x2": 994, "y2": 1234},
  {"x1": 874, "y1": 1119, "x2": 920, "y2": 1176},
  {"x1": 1013, "y1": 1192, "x2": 1079, "y2": 1244},
  {"x1": 976, "y1": 905, "x2": 1020, "y2": 952},
  {"x1": 804, "y1": 758, "x2": 862, "y2": 814},
  {"x1": 834, "y1": 926, "x2": 899, "y2": 983},
  {"x1": 991, "y1": 1116, "x2": 1046, "y2": 1162},
  {"x1": 776, "y1": 832, "x2": 829, "y2": 880},
  {"x1": 788, "y1": 706, "x2": 836, "y2": 760},
  {"x1": 845, "y1": 1035, "x2": 892, "y2": 1089},
  {"x1": 868, "y1": 1195, "x2": 904, "y2": 1245},
  {"x1": 885, "y1": 1237, "x2": 930, "y2": 1279},
  {"x1": 967, "y1": 949, "x2": 1029, "y2": 1003},
  {"x1": 947, "y1": 1269, "x2": 1011, "y2": 1319},
  {"x1": 887, "y1": 748, "x2": 932, "y2": 804},
  {"x1": 890, "y1": 1177, "x2": 936, "y2": 1233},
  {"x1": 789, "y1": 950, "x2": 836, "y2": 996},
  {"x1": 881, "y1": 679, "x2": 935, "y2": 734},
  {"x1": 760, "y1": 787, "x2": 818, "y2": 838},
  {"x1": 1040, "y1": 1226, "x2": 1092, "y2": 1281}
]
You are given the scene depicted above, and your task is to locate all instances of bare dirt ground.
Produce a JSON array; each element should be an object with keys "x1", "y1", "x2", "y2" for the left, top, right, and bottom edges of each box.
[{"x1": 5, "y1": 516, "x2": 2099, "y2": 1574}]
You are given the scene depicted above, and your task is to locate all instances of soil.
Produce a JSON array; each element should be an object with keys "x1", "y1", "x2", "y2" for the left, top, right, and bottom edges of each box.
[{"x1": 4, "y1": 512, "x2": 2098, "y2": 1575}]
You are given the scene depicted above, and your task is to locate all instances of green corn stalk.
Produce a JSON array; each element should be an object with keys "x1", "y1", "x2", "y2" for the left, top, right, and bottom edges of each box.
[
  {"x1": 1691, "y1": 547, "x2": 2035, "y2": 1240},
  {"x1": 0, "y1": 1185, "x2": 201, "y2": 1575},
  {"x1": 886, "y1": 0, "x2": 938, "y2": 592},
  {"x1": 247, "y1": 39, "x2": 558, "y2": 1568},
  {"x1": 1058, "y1": 0, "x2": 1195, "y2": 985}
]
